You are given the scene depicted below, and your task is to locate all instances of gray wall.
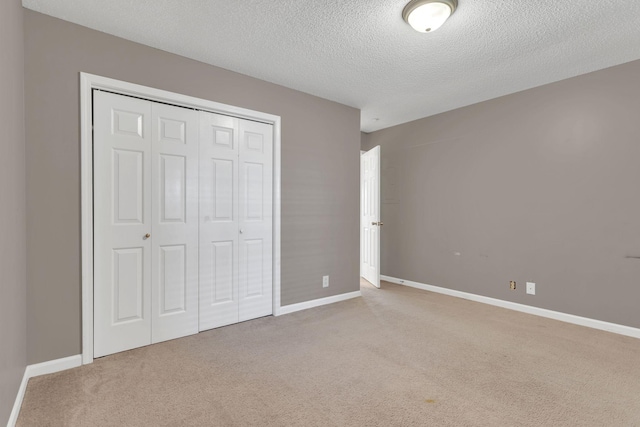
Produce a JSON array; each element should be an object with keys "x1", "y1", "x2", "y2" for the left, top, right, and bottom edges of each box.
[
  {"x1": 25, "y1": 10, "x2": 360, "y2": 364},
  {"x1": 360, "y1": 132, "x2": 370, "y2": 151},
  {"x1": 0, "y1": 0, "x2": 27, "y2": 422},
  {"x1": 363, "y1": 59, "x2": 640, "y2": 329}
]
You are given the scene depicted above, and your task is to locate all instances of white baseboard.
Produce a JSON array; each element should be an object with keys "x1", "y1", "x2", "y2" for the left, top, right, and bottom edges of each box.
[
  {"x1": 24, "y1": 354, "x2": 82, "y2": 378},
  {"x1": 6, "y1": 369, "x2": 28, "y2": 427},
  {"x1": 381, "y1": 275, "x2": 640, "y2": 340},
  {"x1": 277, "y1": 290, "x2": 362, "y2": 316},
  {"x1": 7, "y1": 355, "x2": 82, "y2": 427}
]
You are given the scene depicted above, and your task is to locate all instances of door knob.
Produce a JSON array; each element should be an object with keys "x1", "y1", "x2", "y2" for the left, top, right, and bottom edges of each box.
[
  {"x1": 371, "y1": 221, "x2": 384, "y2": 226},
  {"x1": 239, "y1": 229, "x2": 244, "y2": 234},
  {"x1": 145, "y1": 233, "x2": 151, "y2": 239}
]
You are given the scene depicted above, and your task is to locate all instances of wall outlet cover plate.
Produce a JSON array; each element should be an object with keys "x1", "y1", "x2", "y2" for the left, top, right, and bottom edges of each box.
[
  {"x1": 526, "y1": 282, "x2": 536, "y2": 295},
  {"x1": 323, "y1": 275, "x2": 329, "y2": 288}
]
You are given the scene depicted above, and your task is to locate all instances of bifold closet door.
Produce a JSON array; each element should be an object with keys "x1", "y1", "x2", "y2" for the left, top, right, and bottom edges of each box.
[
  {"x1": 94, "y1": 91, "x2": 199, "y2": 358},
  {"x1": 199, "y1": 113, "x2": 240, "y2": 330},
  {"x1": 199, "y1": 112, "x2": 273, "y2": 330},
  {"x1": 150, "y1": 103, "x2": 199, "y2": 344},
  {"x1": 94, "y1": 92, "x2": 153, "y2": 357},
  {"x1": 237, "y1": 119, "x2": 273, "y2": 322}
]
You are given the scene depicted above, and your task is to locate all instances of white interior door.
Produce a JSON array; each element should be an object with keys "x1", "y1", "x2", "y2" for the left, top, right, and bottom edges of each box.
[
  {"x1": 94, "y1": 91, "x2": 199, "y2": 357},
  {"x1": 199, "y1": 112, "x2": 273, "y2": 330},
  {"x1": 199, "y1": 112, "x2": 240, "y2": 330},
  {"x1": 238, "y1": 119, "x2": 273, "y2": 322},
  {"x1": 361, "y1": 146, "x2": 381, "y2": 288},
  {"x1": 150, "y1": 103, "x2": 199, "y2": 343},
  {"x1": 94, "y1": 91, "x2": 153, "y2": 357}
]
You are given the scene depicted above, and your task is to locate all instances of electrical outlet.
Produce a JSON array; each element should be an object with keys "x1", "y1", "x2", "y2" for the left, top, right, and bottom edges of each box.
[
  {"x1": 526, "y1": 282, "x2": 536, "y2": 295},
  {"x1": 510, "y1": 281, "x2": 516, "y2": 290},
  {"x1": 323, "y1": 275, "x2": 329, "y2": 288}
]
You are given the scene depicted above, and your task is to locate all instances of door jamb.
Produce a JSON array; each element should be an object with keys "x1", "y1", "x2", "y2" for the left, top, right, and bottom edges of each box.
[{"x1": 80, "y1": 73, "x2": 282, "y2": 364}]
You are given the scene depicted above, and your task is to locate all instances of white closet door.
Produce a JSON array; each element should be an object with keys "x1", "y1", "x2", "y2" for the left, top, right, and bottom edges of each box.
[
  {"x1": 95, "y1": 92, "x2": 200, "y2": 357},
  {"x1": 94, "y1": 91, "x2": 153, "y2": 357},
  {"x1": 199, "y1": 112, "x2": 240, "y2": 330},
  {"x1": 199, "y1": 113, "x2": 273, "y2": 330},
  {"x1": 150, "y1": 103, "x2": 199, "y2": 343},
  {"x1": 238, "y1": 119, "x2": 273, "y2": 321}
]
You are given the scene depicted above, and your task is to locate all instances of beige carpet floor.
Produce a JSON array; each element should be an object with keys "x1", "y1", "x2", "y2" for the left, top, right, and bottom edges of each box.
[{"x1": 17, "y1": 280, "x2": 640, "y2": 426}]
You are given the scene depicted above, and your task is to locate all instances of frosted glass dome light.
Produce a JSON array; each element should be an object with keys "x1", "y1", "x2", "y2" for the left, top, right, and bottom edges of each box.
[{"x1": 402, "y1": 0, "x2": 458, "y2": 33}]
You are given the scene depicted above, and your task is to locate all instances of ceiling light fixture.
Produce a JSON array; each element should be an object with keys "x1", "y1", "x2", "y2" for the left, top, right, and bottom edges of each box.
[{"x1": 402, "y1": 0, "x2": 457, "y2": 33}]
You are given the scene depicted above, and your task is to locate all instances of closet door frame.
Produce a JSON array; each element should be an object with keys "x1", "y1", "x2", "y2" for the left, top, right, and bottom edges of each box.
[{"x1": 80, "y1": 73, "x2": 282, "y2": 365}]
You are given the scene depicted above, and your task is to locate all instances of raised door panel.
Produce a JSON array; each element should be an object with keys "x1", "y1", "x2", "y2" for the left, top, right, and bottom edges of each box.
[
  {"x1": 243, "y1": 239, "x2": 265, "y2": 298},
  {"x1": 94, "y1": 91, "x2": 152, "y2": 358},
  {"x1": 159, "y1": 117, "x2": 186, "y2": 144},
  {"x1": 238, "y1": 119, "x2": 273, "y2": 322},
  {"x1": 112, "y1": 109, "x2": 144, "y2": 138},
  {"x1": 159, "y1": 154, "x2": 186, "y2": 223},
  {"x1": 159, "y1": 245, "x2": 186, "y2": 314},
  {"x1": 199, "y1": 112, "x2": 240, "y2": 331},
  {"x1": 113, "y1": 150, "x2": 144, "y2": 224},
  {"x1": 151, "y1": 103, "x2": 199, "y2": 344},
  {"x1": 113, "y1": 248, "x2": 144, "y2": 323},
  {"x1": 213, "y1": 127, "x2": 234, "y2": 150},
  {"x1": 368, "y1": 227, "x2": 377, "y2": 270},
  {"x1": 211, "y1": 241, "x2": 234, "y2": 303},
  {"x1": 244, "y1": 162, "x2": 264, "y2": 221},
  {"x1": 200, "y1": 239, "x2": 238, "y2": 328},
  {"x1": 212, "y1": 158, "x2": 234, "y2": 222}
]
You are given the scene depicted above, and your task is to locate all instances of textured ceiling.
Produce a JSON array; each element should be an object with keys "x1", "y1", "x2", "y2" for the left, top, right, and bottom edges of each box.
[{"x1": 23, "y1": 0, "x2": 640, "y2": 132}]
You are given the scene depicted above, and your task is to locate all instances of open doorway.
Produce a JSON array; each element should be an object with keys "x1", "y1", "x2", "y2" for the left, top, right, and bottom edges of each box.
[{"x1": 360, "y1": 146, "x2": 381, "y2": 288}]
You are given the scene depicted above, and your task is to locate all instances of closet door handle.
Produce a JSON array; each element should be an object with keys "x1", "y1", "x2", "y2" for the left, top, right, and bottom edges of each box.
[
  {"x1": 239, "y1": 229, "x2": 244, "y2": 234},
  {"x1": 144, "y1": 233, "x2": 151, "y2": 239}
]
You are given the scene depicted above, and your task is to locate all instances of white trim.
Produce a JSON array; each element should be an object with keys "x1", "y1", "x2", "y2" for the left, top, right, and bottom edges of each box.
[
  {"x1": 7, "y1": 369, "x2": 27, "y2": 427},
  {"x1": 272, "y1": 119, "x2": 282, "y2": 316},
  {"x1": 381, "y1": 275, "x2": 640, "y2": 340},
  {"x1": 359, "y1": 153, "x2": 363, "y2": 279},
  {"x1": 80, "y1": 74, "x2": 94, "y2": 365},
  {"x1": 7, "y1": 355, "x2": 82, "y2": 427},
  {"x1": 24, "y1": 355, "x2": 83, "y2": 378},
  {"x1": 80, "y1": 73, "x2": 282, "y2": 363},
  {"x1": 277, "y1": 291, "x2": 362, "y2": 316}
]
